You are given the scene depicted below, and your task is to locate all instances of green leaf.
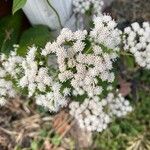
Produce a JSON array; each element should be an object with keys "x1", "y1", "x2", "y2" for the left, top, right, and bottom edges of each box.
[
  {"x1": 39, "y1": 129, "x2": 48, "y2": 137},
  {"x1": 0, "y1": 11, "x2": 23, "y2": 54},
  {"x1": 124, "y1": 55, "x2": 135, "y2": 69},
  {"x1": 12, "y1": 0, "x2": 27, "y2": 14},
  {"x1": 110, "y1": 124, "x2": 121, "y2": 136},
  {"x1": 31, "y1": 141, "x2": 39, "y2": 150},
  {"x1": 51, "y1": 134, "x2": 61, "y2": 146},
  {"x1": 17, "y1": 25, "x2": 54, "y2": 56}
]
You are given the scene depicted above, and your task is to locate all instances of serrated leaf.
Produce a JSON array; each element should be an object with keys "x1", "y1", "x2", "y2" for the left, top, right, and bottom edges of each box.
[
  {"x1": 0, "y1": 11, "x2": 22, "y2": 54},
  {"x1": 12, "y1": 0, "x2": 27, "y2": 14},
  {"x1": 17, "y1": 25, "x2": 54, "y2": 56}
]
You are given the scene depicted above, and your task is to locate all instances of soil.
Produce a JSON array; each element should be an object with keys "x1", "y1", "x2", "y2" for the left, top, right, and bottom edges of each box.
[{"x1": 109, "y1": 0, "x2": 150, "y2": 29}]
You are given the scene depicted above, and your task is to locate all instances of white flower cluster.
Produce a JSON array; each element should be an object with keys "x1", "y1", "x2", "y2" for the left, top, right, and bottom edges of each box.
[
  {"x1": 69, "y1": 92, "x2": 132, "y2": 132},
  {"x1": 0, "y1": 77, "x2": 16, "y2": 106},
  {"x1": 36, "y1": 82, "x2": 68, "y2": 112},
  {"x1": 90, "y1": 15, "x2": 121, "y2": 51},
  {"x1": 19, "y1": 47, "x2": 53, "y2": 97},
  {"x1": 123, "y1": 22, "x2": 150, "y2": 69},
  {"x1": 2, "y1": 50, "x2": 23, "y2": 78},
  {"x1": 43, "y1": 15, "x2": 121, "y2": 101},
  {"x1": 0, "y1": 51, "x2": 22, "y2": 106},
  {"x1": 18, "y1": 47, "x2": 68, "y2": 111},
  {"x1": 0, "y1": 15, "x2": 133, "y2": 132},
  {"x1": 41, "y1": 15, "x2": 132, "y2": 132},
  {"x1": 73, "y1": 0, "x2": 104, "y2": 16},
  {"x1": 0, "y1": 46, "x2": 68, "y2": 111}
]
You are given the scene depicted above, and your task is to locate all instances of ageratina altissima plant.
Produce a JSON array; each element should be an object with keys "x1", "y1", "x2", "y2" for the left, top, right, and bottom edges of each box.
[
  {"x1": 72, "y1": 0, "x2": 104, "y2": 30},
  {"x1": 0, "y1": 48, "x2": 23, "y2": 106},
  {"x1": 0, "y1": 15, "x2": 134, "y2": 132},
  {"x1": 73, "y1": 0, "x2": 104, "y2": 16},
  {"x1": 123, "y1": 22, "x2": 150, "y2": 69}
]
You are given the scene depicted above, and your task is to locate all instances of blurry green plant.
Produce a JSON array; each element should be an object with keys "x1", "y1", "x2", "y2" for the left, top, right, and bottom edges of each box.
[
  {"x1": 17, "y1": 25, "x2": 54, "y2": 56},
  {"x1": 51, "y1": 134, "x2": 61, "y2": 146},
  {"x1": 0, "y1": 11, "x2": 22, "y2": 54}
]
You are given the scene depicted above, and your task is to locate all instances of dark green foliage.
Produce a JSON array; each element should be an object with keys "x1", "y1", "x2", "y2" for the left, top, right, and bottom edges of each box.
[
  {"x1": 17, "y1": 25, "x2": 54, "y2": 56},
  {"x1": 0, "y1": 11, "x2": 22, "y2": 54},
  {"x1": 123, "y1": 55, "x2": 135, "y2": 69}
]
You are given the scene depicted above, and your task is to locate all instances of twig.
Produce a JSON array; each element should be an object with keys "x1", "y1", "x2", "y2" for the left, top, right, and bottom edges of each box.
[{"x1": 0, "y1": 127, "x2": 17, "y2": 135}]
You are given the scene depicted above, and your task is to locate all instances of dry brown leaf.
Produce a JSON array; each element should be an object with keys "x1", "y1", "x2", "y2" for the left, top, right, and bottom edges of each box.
[
  {"x1": 119, "y1": 78, "x2": 131, "y2": 96},
  {"x1": 52, "y1": 111, "x2": 72, "y2": 135},
  {"x1": 44, "y1": 139, "x2": 53, "y2": 150},
  {"x1": 69, "y1": 121, "x2": 92, "y2": 149}
]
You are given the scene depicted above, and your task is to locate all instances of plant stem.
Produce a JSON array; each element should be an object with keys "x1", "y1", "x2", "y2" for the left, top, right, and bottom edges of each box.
[
  {"x1": 46, "y1": 0, "x2": 63, "y2": 29},
  {"x1": 120, "y1": 51, "x2": 133, "y2": 57}
]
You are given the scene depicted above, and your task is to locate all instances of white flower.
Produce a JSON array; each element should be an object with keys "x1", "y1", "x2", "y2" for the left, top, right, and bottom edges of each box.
[
  {"x1": 73, "y1": 41, "x2": 85, "y2": 52},
  {"x1": 90, "y1": 15, "x2": 121, "y2": 51},
  {"x1": 2, "y1": 51, "x2": 23, "y2": 78},
  {"x1": 63, "y1": 88, "x2": 71, "y2": 96},
  {"x1": 18, "y1": 46, "x2": 54, "y2": 97},
  {"x1": 73, "y1": 0, "x2": 104, "y2": 16},
  {"x1": 35, "y1": 81, "x2": 68, "y2": 112},
  {"x1": 42, "y1": 15, "x2": 121, "y2": 102},
  {"x1": 19, "y1": 76, "x2": 28, "y2": 87},
  {"x1": 123, "y1": 22, "x2": 150, "y2": 69},
  {"x1": 0, "y1": 97, "x2": 7, "y2": 106},
  {"x1": 0, "y1": 14, "x2": 133, "y2": 134},
  {"x1": 69, "y1": 91, "x2": 132, "y2": 132},
  {"x1": 0, "y1": 78, "x2": 16, "y2": 103}
]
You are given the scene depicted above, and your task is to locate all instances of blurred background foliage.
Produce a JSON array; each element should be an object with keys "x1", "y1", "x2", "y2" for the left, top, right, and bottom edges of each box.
[{"x1": 0, "y1": 0, "x2": 54, "y2": 56}]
